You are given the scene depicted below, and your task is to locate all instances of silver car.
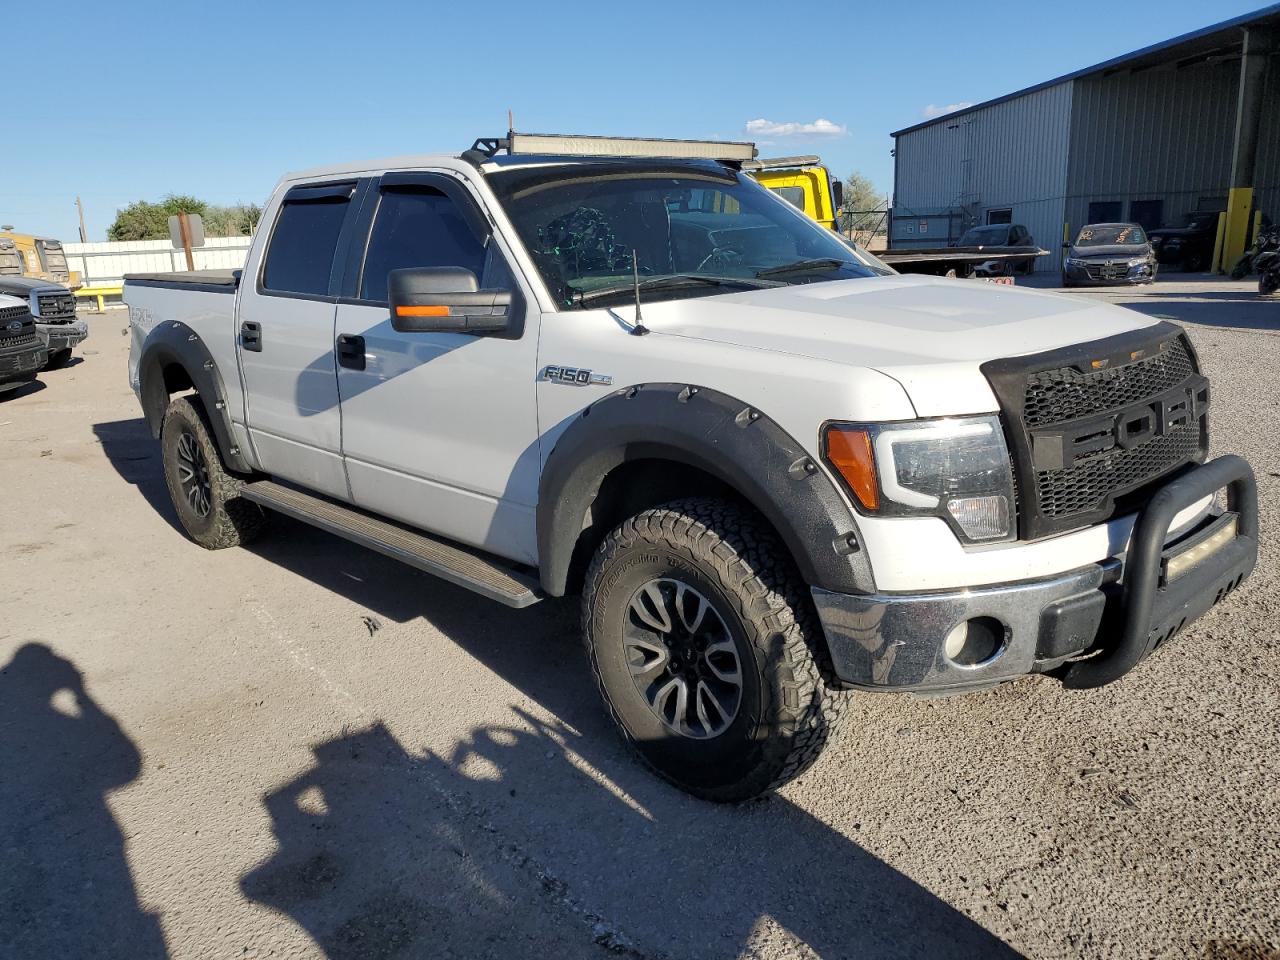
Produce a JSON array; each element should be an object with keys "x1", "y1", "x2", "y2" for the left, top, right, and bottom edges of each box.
[{"x1": 1062, "y1": 222, "x2": 1157, "y2": 287}]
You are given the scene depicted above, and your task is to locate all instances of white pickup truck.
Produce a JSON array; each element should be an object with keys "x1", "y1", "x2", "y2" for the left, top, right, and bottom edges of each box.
[{"x1": 125, "y1": 133, "x2": 1257, "y2": 801}]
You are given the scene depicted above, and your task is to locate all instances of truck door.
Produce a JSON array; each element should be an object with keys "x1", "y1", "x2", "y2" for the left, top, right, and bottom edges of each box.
[
  {"x1": 332, "y1": 173, "x2": 541, "y2": 565},
  {"x1": 236, "y1": 181, "x2": 359, "y2": 500}
]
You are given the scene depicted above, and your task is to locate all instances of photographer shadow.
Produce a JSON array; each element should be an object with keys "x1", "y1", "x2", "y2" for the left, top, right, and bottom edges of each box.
[{"x1": 0, "y1": 643, "x2": 167, "y2": 958}]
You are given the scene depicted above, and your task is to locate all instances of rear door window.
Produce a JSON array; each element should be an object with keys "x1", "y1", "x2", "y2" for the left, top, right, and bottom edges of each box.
[
  {"x1": 261, "y1": 183, "x2": 356, "y2": 296},
  {"x1": 359, "y1": 188, "x2": 493, "y2": 303}
]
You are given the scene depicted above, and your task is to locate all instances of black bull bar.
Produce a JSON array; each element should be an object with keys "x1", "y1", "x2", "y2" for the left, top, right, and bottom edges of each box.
[{"x1": 1062, "y1": 454, "x2": 1258, "y2": 689}]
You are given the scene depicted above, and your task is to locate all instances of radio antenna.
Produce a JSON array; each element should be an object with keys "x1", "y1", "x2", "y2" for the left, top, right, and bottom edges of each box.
[{"x1": 631, "y1": 250, "x2": 650, "y2": 336}]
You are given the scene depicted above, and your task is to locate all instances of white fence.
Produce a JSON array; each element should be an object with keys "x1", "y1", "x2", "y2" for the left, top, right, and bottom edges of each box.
[{"x1": 65, "y1": 236, "x2": 253, "y2": 287}]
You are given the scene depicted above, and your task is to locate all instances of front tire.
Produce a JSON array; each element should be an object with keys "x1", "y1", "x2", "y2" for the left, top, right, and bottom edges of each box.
[
  {"x1": 44, "y1": 348, "x2": 73, "y2": 370},
  {"x1": 582, "y1": 498, "x2": 848, "y2": 802},
  {"x1": 160, "y1": 396, "x2": 266, "y2": 549}
]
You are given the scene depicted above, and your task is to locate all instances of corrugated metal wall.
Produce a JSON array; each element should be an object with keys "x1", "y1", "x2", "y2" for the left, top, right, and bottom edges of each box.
[
  {"x1": 893, "y1": 84, "x2": 1073, "y2": 270},
  {"x1": 65, "y1": 236, "x2": 252, "y2": 286},
  {"x1": 1252, "y1": 60, "x2": 1280, "y2": 229},
  {"x1": 1065, "y1": 59, "x2": 1242, "y2": 235}
]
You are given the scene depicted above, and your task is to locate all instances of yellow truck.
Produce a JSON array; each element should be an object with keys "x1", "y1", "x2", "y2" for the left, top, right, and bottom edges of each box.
[
  {"x1": 743, "y1": 155, "x2": 842, "y2": 230},
  {"x1": 0, "y1": 231, "x2": 81, "y2": 289}
]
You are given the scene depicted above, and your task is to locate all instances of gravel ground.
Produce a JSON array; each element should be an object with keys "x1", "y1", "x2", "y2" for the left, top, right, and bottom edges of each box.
[{"x1": 1, "y1": 279, "x2": 1277, "y2": 960}]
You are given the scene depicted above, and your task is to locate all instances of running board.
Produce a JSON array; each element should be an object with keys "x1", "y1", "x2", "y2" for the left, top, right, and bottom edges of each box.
[{"x1": 238, "y1": 480, "x2": 543, "y2": 608}]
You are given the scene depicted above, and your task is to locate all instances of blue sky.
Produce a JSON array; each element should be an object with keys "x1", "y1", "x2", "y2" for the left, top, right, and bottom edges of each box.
[{"x1": 5, "y1": 0, "x2": 1267, "y2": 240}]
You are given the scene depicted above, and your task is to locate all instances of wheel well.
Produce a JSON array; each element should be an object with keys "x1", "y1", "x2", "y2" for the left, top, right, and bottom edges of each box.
[
  {"x1": 140, "y1": 357, "x2": 197, "y2": 438},
  {"x1": 562, "y1": 457, "x2": 786, "y2": 597}
]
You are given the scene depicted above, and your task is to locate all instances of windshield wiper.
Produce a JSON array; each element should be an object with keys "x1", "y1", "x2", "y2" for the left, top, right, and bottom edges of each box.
[
  {"x1": 754, "y1": 258, "x2": 848, "y2": 280},
  {"x1": 574, "y1": 274, "x2": 782, "y2": 306}
]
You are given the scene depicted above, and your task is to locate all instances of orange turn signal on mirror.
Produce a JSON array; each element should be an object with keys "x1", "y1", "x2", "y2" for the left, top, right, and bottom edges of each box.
[
  {"x1": 395, "y1": 305, "x2": 450, "y2": 317},
  {"x1": 823, "y1": 426, "x2": 879, "y2": 510}
]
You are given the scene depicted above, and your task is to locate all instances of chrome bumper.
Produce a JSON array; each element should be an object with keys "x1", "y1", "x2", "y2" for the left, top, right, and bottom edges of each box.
[
  {"x1": 814, "y1": 456, "x2": 1258, "y2": 694},
  {"x1": 812, "y1": 564, "x2": 1107, "y2": 693}
]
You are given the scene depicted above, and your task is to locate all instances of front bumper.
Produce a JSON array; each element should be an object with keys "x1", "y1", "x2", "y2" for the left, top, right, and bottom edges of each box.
[
  {"x1": 813, "y1": 456, "x2": 1258, "y2": 693},
  {"x1": 0, "y1": 342, "x2": 48, "y2": 387},
  {"x1": 1063, "y1": 261, "x2": 1155, "y2": 285},
  {"x1": 36, "y1": 319, "x2": 88, "y2": 353}
]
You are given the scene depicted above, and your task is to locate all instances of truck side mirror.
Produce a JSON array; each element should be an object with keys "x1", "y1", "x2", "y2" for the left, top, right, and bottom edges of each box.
[
  {"x1": 387, "y1": 267, "x2": 513, "y2": 335},
  {"x1": 831, "y1": 181, "x2": 844, "y2": 211}
]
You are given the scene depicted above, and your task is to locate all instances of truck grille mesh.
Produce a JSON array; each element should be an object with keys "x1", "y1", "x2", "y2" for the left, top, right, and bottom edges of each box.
[
  {"x1": 982, "y1": 325, "x2": 1207, "y2": 539},
  {"x1": 1035, "y1": 425, "x2": 1204, "y2": 517},
  {"x1": 37, "y1": 293, "x2": 77, "y2": 320},
  {"x1": 1023, "y1": 339, "x2": 1195, "y2": 428}
]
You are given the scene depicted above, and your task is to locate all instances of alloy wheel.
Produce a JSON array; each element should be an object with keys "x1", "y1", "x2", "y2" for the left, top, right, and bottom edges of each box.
[{"x1": 624, "y1": 578, "x2": 743, "y2": 739}]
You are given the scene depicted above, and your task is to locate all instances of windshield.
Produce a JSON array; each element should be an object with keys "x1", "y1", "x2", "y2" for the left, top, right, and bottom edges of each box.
[
  {"x1": 1075, "y1": 224, "x2": 1146, "y2": 246},
  {"x1": 957, "y1": 225, "x2": 1010, "y2": 246},
  {"x1": 488, "y1": 162, "x2": 876, "y2": 309},
  {"x1": 0, "y1": 246, "x2": 20, "y2": 275}
]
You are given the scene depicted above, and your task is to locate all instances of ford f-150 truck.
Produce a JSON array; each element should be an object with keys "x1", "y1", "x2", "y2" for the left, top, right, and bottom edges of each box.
[
  {"x1": 124, "y1": 133, "x2": 1258, "y2": 801},
  {"x1": 0, "y1": 294, "x2": 48, "y2": 395},
  {"x1": 0, "y1": 276, "x2": 88, "y2": 369}
]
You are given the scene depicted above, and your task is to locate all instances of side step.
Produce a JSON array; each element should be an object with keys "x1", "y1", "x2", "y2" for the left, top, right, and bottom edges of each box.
[{"x1": 238, "y1": 480, "x2": 543, "y2": 608}]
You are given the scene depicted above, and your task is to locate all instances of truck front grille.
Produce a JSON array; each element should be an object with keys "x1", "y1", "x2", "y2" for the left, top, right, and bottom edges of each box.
[
  {"x1": 37, "y1": 293, "x2": 77, "y2": 320},
  {"x1": 982, "y1": 322, "x2": 1208, "y2": 539}
]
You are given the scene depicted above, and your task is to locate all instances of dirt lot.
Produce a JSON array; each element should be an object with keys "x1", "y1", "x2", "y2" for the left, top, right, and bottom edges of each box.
[{"x1": 1, "y1": 277, "x2": 1277, "y2": 959}]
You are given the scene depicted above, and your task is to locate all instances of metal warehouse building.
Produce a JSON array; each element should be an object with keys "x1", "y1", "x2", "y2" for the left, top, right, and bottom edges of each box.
[{"x1": 890, "y1": 5, "x2": 1279, "y2": 273}]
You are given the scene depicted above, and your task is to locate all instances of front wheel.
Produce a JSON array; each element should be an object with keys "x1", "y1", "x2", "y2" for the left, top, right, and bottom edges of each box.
[
  {"x1": 1261, "y1": 271, "x2": 1280, "y2": 296},
  {"x1": 582, "y1": 498, "x2": 848, "y2": 802},
  {"x1": 43, "y1": 348, "x2": 73, "y2": 370}
]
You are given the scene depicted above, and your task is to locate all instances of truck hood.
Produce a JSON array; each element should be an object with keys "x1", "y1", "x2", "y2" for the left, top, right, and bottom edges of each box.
[
  {"x1": 0, "y1": 276, "x2": 65, "y2": 296},
  {"x1": 639, "y1": 274, "x2": 1162, "y2": 417}
]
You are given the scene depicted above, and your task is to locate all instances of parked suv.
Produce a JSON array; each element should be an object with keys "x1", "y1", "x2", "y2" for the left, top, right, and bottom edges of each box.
[
  {"x1": 0, "y1": 276, "x2": 88, "y2": 369},
  {"x1": 124, "y1": 133, "x2": 1258, "y2": 801},
  {"x1": 0, "y1": 294, "x2": 48, "y2": 396},
  {"x1": 1149, "y1": 212, "x2": 1220, "y2": 272}
]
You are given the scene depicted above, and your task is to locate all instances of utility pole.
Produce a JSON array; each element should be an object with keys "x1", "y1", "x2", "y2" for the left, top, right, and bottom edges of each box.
[
  {"x1": 75, "y1": 196, "x2": 88, "y2": 242},
  {"x1": 177, "y1": 212, "x2": 195, "y2": 271}
]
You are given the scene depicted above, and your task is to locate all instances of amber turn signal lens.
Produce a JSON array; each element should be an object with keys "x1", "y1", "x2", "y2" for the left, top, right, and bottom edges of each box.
[
  {"x1": 395, "y1": 305, "x2": 450, "y2": 317},
  {"x1": 824, "y1": 427, "x2": 879, "y2": 510}
]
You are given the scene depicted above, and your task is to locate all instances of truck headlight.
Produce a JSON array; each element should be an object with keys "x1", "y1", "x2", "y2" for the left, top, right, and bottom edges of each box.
[{"x1": 823, "y1": 416, "x2": 1015, "y2": 542}]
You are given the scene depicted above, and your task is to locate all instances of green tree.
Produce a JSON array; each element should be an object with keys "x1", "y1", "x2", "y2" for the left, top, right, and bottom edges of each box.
[
  {"x1": 107, "y1": 194, "x2": 209, "y2": 241},
  {"x1": 203, "y1": 202, "x2": 262, "y2": 237},
  {"x1": 839, "y1": 171, "x2": 887, "y2": 241}
]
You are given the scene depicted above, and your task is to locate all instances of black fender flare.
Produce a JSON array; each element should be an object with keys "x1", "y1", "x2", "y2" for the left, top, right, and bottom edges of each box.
[
  {"x1": 536, "y1": 383, "x2": 876, "y2": 597},
  {"x1": 136, "y1": 319, "x2": 253, "y2": 474}
]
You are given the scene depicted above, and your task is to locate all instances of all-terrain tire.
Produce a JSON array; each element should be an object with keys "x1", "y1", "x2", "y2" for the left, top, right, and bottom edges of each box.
[
  {"x1": 43, "y1": 348, "x2": 73, "y2": 370},
  {"x1": 582, "y1": 497, "x2": 850, "y2": 802},
  {"x1": 160, "y1": 396, "x2": 266, "y2": 550}
]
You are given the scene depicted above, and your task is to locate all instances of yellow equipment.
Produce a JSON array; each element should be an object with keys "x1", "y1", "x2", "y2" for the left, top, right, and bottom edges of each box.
[
  {"x1": 0, "y1": 231, "x2": 81, "y2": 289},
  {"x1": 742, "y1": 156, "x2": 842, "y2": 230}
]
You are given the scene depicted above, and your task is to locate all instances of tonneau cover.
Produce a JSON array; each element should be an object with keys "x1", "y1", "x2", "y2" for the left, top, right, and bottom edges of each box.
[{"x1": 124, "y1": 269, "x2": 240, "y2": 285}]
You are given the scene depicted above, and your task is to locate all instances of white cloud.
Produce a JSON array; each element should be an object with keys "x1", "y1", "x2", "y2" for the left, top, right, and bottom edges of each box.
[
  {"x1": 744, "y1": 118, "x2": 847, "y2": 138},
  {"x1": 920, "y1": 102, "x2": 973, "y2": 119}
]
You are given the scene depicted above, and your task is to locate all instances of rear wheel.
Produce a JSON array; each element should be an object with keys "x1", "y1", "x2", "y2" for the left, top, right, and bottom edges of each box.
[
  {"x1": 160, "y1": 396, "x2": 266, "y2": 549},
  {"x1": 582, "y1": 498, "x2": 849, "y2": 802}
]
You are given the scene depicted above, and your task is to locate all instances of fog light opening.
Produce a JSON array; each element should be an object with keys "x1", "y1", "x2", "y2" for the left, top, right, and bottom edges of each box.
[{"x1": 943, "y1": 616, "x2": 1007, "y2": 667}]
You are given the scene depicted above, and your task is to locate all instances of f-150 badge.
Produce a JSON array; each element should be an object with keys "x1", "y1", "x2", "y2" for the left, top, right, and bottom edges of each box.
[{"x1": 542, "y1": 365, "x2": 612, "y2": 386}]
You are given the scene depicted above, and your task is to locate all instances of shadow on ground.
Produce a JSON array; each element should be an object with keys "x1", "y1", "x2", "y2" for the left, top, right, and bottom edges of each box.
[
  {"x1": 239, "y1": 516, "x2": 1019, "y2": 959},
  {"x1": 92, "y1": 417, "x2": 183, "y2": 534},
  {"x1": 0, "y1": 644, "x2": 168, "y2": 958}
]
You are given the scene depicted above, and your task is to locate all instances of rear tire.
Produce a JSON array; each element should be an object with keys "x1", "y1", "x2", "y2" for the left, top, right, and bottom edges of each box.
[
  {"x1": 160, "y1": 396, "x2": 266, "y2": 549},
  {"x1": 582, "y1": 498, "x2": 849, "y2": 802}
]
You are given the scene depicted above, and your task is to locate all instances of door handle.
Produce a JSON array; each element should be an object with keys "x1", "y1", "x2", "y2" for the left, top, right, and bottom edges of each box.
[
  {"x1": 241, "y1": 321, "x2": 262, "y2": 352},
  {"x1": 337, "y1": 333, "x2": 366, "y2": 370}
]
